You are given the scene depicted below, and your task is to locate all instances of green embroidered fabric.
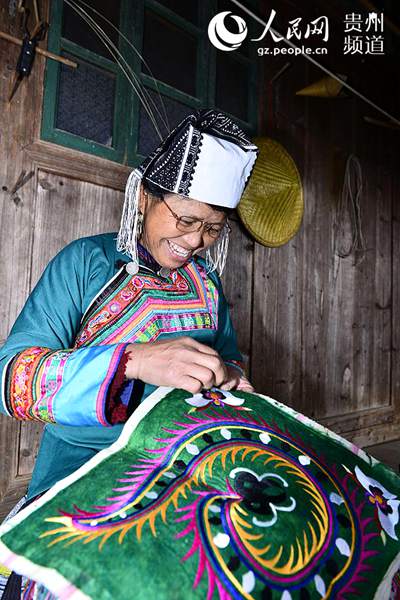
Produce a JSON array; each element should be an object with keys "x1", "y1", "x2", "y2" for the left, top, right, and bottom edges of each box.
[{"x1": 0, "y1": 387, "x2": 399, "y2": 599}]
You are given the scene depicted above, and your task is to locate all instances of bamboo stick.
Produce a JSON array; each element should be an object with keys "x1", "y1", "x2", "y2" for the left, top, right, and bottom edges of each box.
[{"x1": 0, "y1": 31, "x2": 77, "y2": 68}]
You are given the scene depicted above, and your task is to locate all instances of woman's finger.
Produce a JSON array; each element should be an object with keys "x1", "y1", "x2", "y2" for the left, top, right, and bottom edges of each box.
[
  {"x1": 185, "y1": 363, "x2": 216, "y2": 389},
  {"x1": 236, "y1": 379, "x2": 255, "y2": 392},
  {"x1": 187, "y1": 351, "x2": 227, "y2": 387},
  {"x1": 220, "y1": 379, "x2": 237, "y2": 391},
  {"x1": 178, "y1": 375, "x2": 204, "y2": 395}
]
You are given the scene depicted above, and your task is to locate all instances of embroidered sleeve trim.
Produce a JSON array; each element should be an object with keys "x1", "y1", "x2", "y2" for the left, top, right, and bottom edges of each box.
[
  {"x1": 5, "y1": 347, "x2": 72, "y2": 422},
  {"x1": 97, "y1": 344, "x2": 130, "y2": 426},
  {"x1": 104, "y1": 347, "x2": 131, "y2": 425}
]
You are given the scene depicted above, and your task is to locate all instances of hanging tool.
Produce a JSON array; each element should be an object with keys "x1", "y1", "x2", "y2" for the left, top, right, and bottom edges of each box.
[{"x1": 8, "y1": 0, "x2": 48, "y2": 102}]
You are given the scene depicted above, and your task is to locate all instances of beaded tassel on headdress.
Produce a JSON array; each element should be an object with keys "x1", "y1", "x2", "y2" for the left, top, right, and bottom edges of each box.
[
  {"x1": 205, "y1": 227, "x2": 230, "y2": 274},
  {"x1": 116, "y1": 169, "x2": 143, "y2": 274}
]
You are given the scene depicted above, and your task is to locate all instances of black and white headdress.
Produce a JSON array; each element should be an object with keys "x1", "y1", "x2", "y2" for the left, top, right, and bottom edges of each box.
[{"x1": 117, "y1": 109, "x2": 258, "y2": 273}]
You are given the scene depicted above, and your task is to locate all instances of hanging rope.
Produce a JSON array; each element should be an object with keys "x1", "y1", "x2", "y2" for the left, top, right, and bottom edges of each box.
[{"x1": 335, "y1": 155, "x2": 366, "y2": 264}]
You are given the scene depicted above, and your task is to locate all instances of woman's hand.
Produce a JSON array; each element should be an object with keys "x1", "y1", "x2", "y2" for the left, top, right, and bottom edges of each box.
[
  {"x1": 220, "y1": 366, "x2": 255, "y2": 392},
  {"x1": 124, "y1": 337, "x2": 228, "y2": 394}
]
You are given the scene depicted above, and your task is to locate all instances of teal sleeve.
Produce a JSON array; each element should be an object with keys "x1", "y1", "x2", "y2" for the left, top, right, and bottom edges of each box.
[
  {"x1": 0, "y1": 239, "x2": 128, "y2": 426},
  {"x1": 209, "y1": 271, "x2": 244, "y2": 374}
]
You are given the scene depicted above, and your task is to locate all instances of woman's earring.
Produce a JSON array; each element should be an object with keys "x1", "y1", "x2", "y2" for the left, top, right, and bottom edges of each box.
[{"x1": 137, "y1": 212, "x2": 144, "y2": 238}]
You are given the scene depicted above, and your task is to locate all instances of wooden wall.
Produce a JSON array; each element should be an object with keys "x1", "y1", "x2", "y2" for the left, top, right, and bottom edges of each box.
[
  {"x1": 223, "y1": 88, "x2": 400, "y2": 448},
  {"x1": 1, "y1": 0, "x2": 399, "y2": 519},
  {"x1": 224, "y1": 113, "x2": 400, "y2": 445},
  {"x1": 223, "y1": 2, "x2": 400, "y2": 450}
]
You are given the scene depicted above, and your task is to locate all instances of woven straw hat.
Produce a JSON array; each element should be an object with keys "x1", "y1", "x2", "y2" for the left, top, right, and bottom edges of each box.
[{"x1": 237, "y1": 137, "x2": 303, "y2": 247}]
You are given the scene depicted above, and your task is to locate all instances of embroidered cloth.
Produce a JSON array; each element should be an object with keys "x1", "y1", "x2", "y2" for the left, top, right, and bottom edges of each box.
[{"x1": 0, "y1": 387, "x2": 399, "y2": 599}]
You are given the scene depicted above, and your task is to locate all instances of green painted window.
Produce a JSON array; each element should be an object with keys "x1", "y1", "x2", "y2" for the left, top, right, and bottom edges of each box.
[{"x1": 42, "y1": 0, "x2": 260, "y2": 165}]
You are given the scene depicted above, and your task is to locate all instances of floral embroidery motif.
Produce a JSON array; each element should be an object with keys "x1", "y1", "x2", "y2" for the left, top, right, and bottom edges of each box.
[
  {"x1": 229, "y1": 468, "x2": 296, "y2": 528},
  {"x1": 354, "y1": 465, "x2": 400, "y2": 540},
  {"x1": 184, "y1": 389, "x2": 245, "y2": 410}
]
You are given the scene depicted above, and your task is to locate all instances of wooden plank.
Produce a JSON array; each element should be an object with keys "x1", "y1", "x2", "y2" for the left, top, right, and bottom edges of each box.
[
  {"x1": 345, "y1": 113, "x2": 392, "y2": 416},
  {"x1": 300, "y1": 90, "x2": 354, "y2": 420},
  {"x1": 0, "y1": 413, "x2": 23, "y2": 515},
  {"x1": 221, "y1": 218, "x2": 254, "y2": 369},
  {"x1": 0, "y1": 39, "x2": 44, "y2": 339},
  {"x1": 17, "y1": 421, "x2": 43, "y2": 478},
  {"x1": 250, "y1": 53, "x2": 306, "y2": 409},
  {"x1": 391, "y1": 125, "x2": 400, "y2": 432},
  {"x1": 251, "y1": 239, "x2": 303, "y2": 405},
  {"x1": 339, "y1": 419, "x2": 400, "y2": 449},
  {"x1": 24, "y1": 141, "x2": 131, "y2": 192},
  {"x1": 0, "y1": 0, "x2": 48, "y2": 512},
  {"x1": 28, "y1": 170, "x2": 124, "y2": 288},
  {"x1": 364, "y1": 439, "x2": 400, "y2": 472},
  {"x1": 322, "y1": 405, "x2": 396, "y2": 433},
  {"x1": 296, "y1": 83, "x2": 392, "y2": 421}
]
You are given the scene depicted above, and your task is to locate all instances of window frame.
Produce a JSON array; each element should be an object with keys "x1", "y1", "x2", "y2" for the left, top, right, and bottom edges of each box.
[{"x1": 42, "y1": 0, "x2": 262, "y2": 166}]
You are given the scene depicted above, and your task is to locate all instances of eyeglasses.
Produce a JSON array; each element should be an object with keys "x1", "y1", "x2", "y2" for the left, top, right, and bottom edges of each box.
[{"x1": 162, "y1": 198, "x2": 231, "y2": 239}]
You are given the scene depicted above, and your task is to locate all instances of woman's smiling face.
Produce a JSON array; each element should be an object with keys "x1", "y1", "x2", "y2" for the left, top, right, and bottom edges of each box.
[{"x1": 139, "y1": 188, "x2": 227, "y2": 268}]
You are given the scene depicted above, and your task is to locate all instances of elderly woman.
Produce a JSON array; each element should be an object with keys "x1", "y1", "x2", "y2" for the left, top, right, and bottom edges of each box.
[{"x1": 0, "y1": 110, "x2": 258, "y2": 507}]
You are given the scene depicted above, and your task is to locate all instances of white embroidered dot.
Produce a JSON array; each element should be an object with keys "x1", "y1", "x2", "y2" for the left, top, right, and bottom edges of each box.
[
  {"x1": 336, "y1": 538, "x2": 351, "y2": 556},
  {"x1": 209, "y1": 504, "x2": 222, "y2": 513},
  {"x1": 186, "y1": 443, "x2": 200, "y2": 455},
  {"x1": 242, "y1": 571, "x2": 256, "y2": 593},
  {"x1": 298, "y1": 455, "x2": 311, "y2": 466},
  {"x1": 329, "y1": 492, "x2": 344, "y2": 505},
  {"x1": 314, "y1": 574, "x2": 326, "y2": 597},
  {"x1": 163, "y1": 471, "x2": 176, "y2": 479},
  {"x1": 281, "y1": 591, "x2": 292, "y2": 600},
  {"x1": 89, "y1": 520, "x2": 98, "y2": 526},
  {"x1": 259, "y1": 432, "x2": 271, "y2": 445},
  {"x1": 213, "y1": 532, "x2": 230, "y2": 548},
  {"x1": 145, "y1": 491, "x2": 158, "y2": 500},
  {"x1": 118, "y1": 511, "x2": 127, "y2": 519},
  {"x1": 220, "y1": 428, "x2": 231, "y2": 440}
]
